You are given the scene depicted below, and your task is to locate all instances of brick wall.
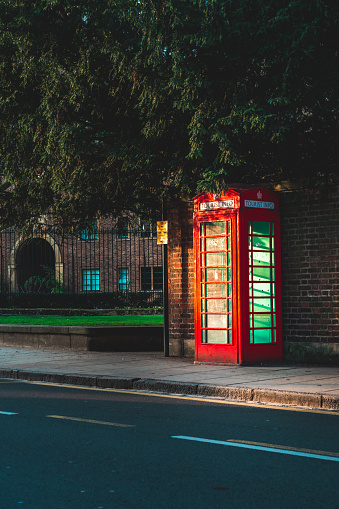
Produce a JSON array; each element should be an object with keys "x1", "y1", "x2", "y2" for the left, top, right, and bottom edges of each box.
[
  {"x1": 167, "y1": 198, "x2": 195, "y2": 356},
  {"x1": 280, "y1": 186, "x2": 339, "y2": 347}
]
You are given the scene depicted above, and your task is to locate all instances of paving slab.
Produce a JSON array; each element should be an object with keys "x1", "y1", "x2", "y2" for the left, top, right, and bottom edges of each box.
[{"x1": 0, "y1": 346, "x2": 338, "y2": 410}]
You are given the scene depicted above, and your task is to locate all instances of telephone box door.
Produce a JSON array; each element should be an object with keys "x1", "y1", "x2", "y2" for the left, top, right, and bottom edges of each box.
[{"x1": 195, "y1": 214, "x2": 238, "y2": 363}]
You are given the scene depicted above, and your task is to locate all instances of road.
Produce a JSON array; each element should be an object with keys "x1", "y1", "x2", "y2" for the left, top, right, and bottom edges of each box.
[{"x1": 0, "y1": 379, "x2": 338, "y2": 508}]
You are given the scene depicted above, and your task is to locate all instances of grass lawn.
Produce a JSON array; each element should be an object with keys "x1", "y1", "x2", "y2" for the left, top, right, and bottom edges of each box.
[{"x1": 0, "y1": 315, "x2": 164, "y2": 327}]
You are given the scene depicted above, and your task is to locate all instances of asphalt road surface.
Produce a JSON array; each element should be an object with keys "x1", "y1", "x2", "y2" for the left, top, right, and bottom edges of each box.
[{"x1": 0, "y1": 379, "x2": 338, "y2": 508}]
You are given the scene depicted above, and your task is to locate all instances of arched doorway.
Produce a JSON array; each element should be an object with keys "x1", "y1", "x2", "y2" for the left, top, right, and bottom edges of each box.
[{"x1": 16, "y1": 238, "x2": 56, "y2": 292}]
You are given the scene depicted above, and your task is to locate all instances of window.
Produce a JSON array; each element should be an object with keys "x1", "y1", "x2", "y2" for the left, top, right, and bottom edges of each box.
[
  {"x1": 117, "y1": 218, "x2": 129, "y2": 239},
  {"x1": 119, "y1": 268, "x2": 129, "y2": 291},
  {"x1": 141, "y1": 267, "x2": 163, "y2": 291},
  {"x1": 140, "y1": 220, "x2": 156, "y2": 238},
  {"x1": 82, "y1": 269, "x2": 100, "y2": 291},
  {"x1": 81, "y1": 221, "x2": 98, "y2": 240}
]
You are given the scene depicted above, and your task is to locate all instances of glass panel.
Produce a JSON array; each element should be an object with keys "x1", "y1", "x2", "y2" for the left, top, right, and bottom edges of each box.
[
  {"x1": 200, "y1": 238, "x2": 204, "y2": 252},
  {"x1": 201, "y1": 315, "x2": 205, "y2": 327},
  {"x1": 206, "y1": 283, "x2": 227, "y2": 297},
  {"x1": 118, "y1": 268, "x2": 129, "y2": 291},
  {"x1": 201, "y1": 300, "x2": 205, "y2": 312},
  {"x1": 251, "y1": 267, "x2": 271, "y2": 281},
  {"x1": 201, "y1": 269, "x2": 205, "y2": 282},
  {"x1": 253, "y1": 314, "x2": 272, "y2": 329},
  {"x1": 206, "y1": 330, "x2": 227, "y2": 344},
  {"x1": 205, "y1": 222, "x2": 225, "y2": 236},
  {"x1": 206, "y1": 299, "x2": 227, "y2": 313},
  {"x1": 253, "y1": 282, "x2": 271, "y2": 296},
  {"x1": 202, "y1": 330, "x2": 206, "y2": 343},
  {"x1": 205, "y1": 237, "x2": 226, "y2": 251},
  {"x1": 250, "y1": 330, "x2": 254, "y2": 344},
  {"x1": 252, "y1": 236, "x2": 270, "y2": 251},
  {"x1": 206, "y1": 268, "x2": 227, "y2": 282},
  {"x1": 253, "y1": 328, "x2": 272, "y2": 344},
  {"x1": 228, "y1": 314, "x2": 232, "y2": 328},
  {"x1": 228, "y1": 299, "x2": 232, "y2": 312},
  {"x1": 200, "y1": 254, "x2": 205, "y2": 267},
  {"x1": 201, "y1": 284, "x2": 204, "y2": 296},
  {"x1": 253, "y1": 252, "x2": 271, "y2": 265},
  {"x1": 252, "y1": 298, "x2": 272, "y2": 312},
  {"x1": 206, "y1": 314, "x2": 227, "y2": 328},
  {"x1": 206, "y1": 253, "x2": 226, "y2": 266},
  {"x1": 228, "y1": 330, "x2": 232, "y2": 344},
  {"x1": 252, "y1": 221, "x2": 270, "y2": 235},
  {"x1": 200, "y1": 223, "x2": 205, "y2": 236}
]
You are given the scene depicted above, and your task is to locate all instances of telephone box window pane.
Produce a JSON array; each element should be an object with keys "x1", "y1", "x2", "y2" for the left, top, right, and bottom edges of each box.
[
  {"x1": 253, "y1": 282, "x2": 271, "y2": 296},
  {"x1": 253, "y1": 252, "x2": 271, "y2": 265},
  {"x1": 206, "y1": 253, "x2": 226, "y2": 266},
  {"x1": 251, "y1": 267, "x2": 271, "y2": 281},
  {"x1": 202, "y1": 330, "x2": 206, "y2": 343},
  {"x1": 206, "y1": 299, "x2": 226, "y2": 313},
  {"x1": 201, "y1": 270, "x2": 205, "y2": 282},
  {"x1": 252, "y1": 221, "x2": 270, "y2": 236},
  {"x1": 253, "y1": 329, "x2": 272, "y2": 344},
  {"x1": 206, "y1": 283, "x2": 227, "y2": 297},
  {"x1": 206, "y1": 314, "x2": 227, "y2": 328},
  {"x1": 201, "y1": 315, "x2": 205, "y2": 327},
  {"x1": 253, "y1": 299, "x2": 271, "y2": 312},
  {"x1": 206, "y1": 268, "x2": 227, "y2": 282},
  {"x1": 205, "y1": 222, "x2": 225, "y2": 236},
  {"x1": 252, "y1": 236, "x2": 270, "y2": 251},
  {"x1": 205, "y1": 237, "x2": 226, "y2": 251},
  {"x1": 206, "y1": 330, "x2": 227, "y2": 344},
  {"x1": 253, "y1": 314, "x2": 272, "y2": 329}
]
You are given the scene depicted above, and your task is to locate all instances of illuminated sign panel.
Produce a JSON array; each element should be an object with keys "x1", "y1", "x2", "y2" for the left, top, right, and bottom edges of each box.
[
  {"x1": 244, "y1": 200, "x2": 275, "y2": 210},
  {"x1": 199, "y1": 200, "x2": 235, "y2": 211}
]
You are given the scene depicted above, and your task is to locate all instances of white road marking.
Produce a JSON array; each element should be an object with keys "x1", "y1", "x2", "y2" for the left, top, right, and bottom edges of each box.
[
  {"x1": 47, "y1": 414, "x2": 134, "y2": 427},
  {"x1": 172, "y1": 435, "x2": 339, "y2": 462},
  {"x1": 0, "y1": 410, "x2": 18, "y2": 415}
]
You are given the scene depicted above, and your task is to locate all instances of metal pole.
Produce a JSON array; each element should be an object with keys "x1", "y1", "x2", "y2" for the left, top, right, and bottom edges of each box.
[{"x1": 162, "y1": 199, "x2": 169, "y2": 357}]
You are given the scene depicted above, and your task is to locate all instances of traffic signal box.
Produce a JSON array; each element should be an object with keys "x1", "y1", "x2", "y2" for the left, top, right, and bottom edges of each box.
[{"x1": 193, "y1": 187, "x2": 282, "y2": 364}]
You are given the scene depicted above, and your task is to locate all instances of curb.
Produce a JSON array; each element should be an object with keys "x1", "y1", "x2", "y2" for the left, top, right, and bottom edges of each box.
[{"x1": 1, "y1": 369, "x2": 338, "y2": 411}]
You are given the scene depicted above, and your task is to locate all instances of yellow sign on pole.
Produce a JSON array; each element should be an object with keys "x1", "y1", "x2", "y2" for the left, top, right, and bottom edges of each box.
[{"x1": 157, "y1": 221, "x2": 168, "y2": 245}]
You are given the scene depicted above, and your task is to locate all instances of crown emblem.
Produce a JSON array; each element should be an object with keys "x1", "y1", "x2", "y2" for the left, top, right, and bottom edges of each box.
[{"x1": 257, "y1": 191, "x2": 262, "y2": 200}]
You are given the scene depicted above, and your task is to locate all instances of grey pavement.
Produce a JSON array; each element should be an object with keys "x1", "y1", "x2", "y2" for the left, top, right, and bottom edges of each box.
[{"x1": 0, "y1": 346, "x2": 339, "y2": 410}]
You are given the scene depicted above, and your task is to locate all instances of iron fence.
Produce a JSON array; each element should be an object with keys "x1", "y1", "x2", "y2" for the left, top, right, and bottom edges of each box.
[{"x1": 0, "y1": 226, "x2": 163, "y2": 309}]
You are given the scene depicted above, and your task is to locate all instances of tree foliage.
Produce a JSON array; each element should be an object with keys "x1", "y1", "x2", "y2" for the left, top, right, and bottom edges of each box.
[{"x1": 0, "y1": 0, "x2": 338, "y2": 226}]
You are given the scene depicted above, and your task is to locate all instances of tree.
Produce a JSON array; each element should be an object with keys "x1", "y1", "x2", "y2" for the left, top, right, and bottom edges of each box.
[{"x1": 0, "y1": 0, "x2": 338, "y2": 227}]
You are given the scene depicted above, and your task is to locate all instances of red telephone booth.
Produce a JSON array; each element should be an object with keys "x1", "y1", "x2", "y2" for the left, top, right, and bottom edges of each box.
[{"x1": 194, "y1": 186, "x2": 282, "y2": 364}]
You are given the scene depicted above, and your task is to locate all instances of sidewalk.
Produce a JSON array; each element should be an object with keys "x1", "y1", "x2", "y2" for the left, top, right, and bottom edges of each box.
[{"x1": 0, "y1": 346, "x2": 338, "y2": 410}]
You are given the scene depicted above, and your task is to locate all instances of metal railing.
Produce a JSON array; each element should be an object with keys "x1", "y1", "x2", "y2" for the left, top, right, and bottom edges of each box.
[{"x1": 0, "y1": 226, "x2": 163, "y2": 309}]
